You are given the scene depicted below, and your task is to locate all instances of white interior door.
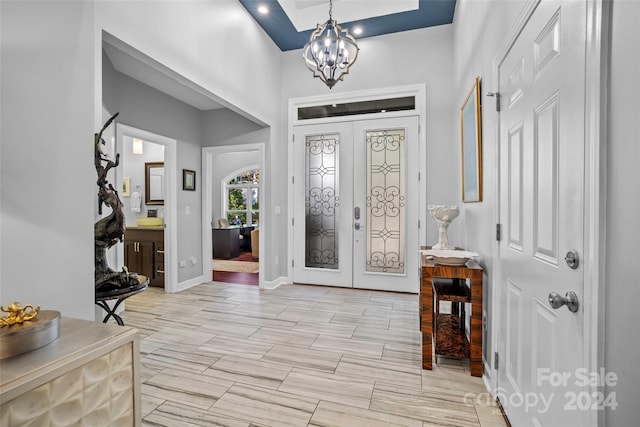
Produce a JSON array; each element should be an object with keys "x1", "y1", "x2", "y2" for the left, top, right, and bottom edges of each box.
[
  {"x1": 293, "y1": 116, "x2": 419, "y2": 292},
  {"x1": 497, "y1": 1, "x2": 589, "y2": 425}
]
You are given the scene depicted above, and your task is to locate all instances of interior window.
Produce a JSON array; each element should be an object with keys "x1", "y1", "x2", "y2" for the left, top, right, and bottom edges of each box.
[{"x1": 225, "y1": 169, "x2": 260, "y2": 225}]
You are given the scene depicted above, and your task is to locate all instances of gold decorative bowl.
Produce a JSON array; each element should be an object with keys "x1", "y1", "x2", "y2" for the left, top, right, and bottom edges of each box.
[{"x1": 0, "y1": 310, "x2": 60, "y2": 359}]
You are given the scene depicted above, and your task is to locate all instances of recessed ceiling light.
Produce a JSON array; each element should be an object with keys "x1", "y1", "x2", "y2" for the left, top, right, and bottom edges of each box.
[
  {"x1": 257, "y1": 5, "x2": 269, "y2": 15},
  {"x1": 353, "y1": 26, "x2": 363, "y2": 35}
]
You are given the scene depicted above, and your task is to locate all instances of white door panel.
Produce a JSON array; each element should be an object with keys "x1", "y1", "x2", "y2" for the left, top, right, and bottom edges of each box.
[{"x1": 498, "y1": 1, "x2": 587, "y2": 426}]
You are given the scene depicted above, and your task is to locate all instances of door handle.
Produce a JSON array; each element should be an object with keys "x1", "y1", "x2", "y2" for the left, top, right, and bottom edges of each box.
[
  {"x1": 548, "y1": 291, "x2": 579, "y2": 313},
  {"x1": 354, "y1": 207, "x2": 360, "y2": 220}
]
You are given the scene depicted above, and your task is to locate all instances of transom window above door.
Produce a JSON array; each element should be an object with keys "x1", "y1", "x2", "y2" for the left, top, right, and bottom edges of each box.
[{"x1": 225, "y1": 168, "x2": 260, "y2": 225}]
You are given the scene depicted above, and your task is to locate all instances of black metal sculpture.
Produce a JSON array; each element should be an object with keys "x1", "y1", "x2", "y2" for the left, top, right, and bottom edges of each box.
[{"x1": 94, "y1": 113, "x2": 141, "y2": 291}]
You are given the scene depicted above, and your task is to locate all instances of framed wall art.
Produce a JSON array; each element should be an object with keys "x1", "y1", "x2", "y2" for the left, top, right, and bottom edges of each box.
[{"x1": 183, "y1": 169, "x2": 196, "y2": 191}]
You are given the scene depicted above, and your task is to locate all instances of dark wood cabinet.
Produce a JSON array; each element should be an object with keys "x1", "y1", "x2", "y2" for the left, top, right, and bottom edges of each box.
[
  {"x1": 124, "y1": 228, "x2": 164, "y2": 287},
  {"x1": 212, "y1": 228, "x2": 240, "y2": 259}
]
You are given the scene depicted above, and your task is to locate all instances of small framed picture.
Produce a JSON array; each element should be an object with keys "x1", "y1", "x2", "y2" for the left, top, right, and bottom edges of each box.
[
  {"x1": 183, "y1": 169, "x2": 196, "y2": 191},
  {"x1": 122, "y1": 177, "x2": 131, "y2": 197}
]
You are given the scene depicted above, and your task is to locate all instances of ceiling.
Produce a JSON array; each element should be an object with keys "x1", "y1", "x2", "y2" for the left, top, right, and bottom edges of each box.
[
  {"x1": 239, "y1": 0, "x2": 457, "y2": 51},
  {"x1": 103, "y1": 1, "x2": 457, "y2": 112}
]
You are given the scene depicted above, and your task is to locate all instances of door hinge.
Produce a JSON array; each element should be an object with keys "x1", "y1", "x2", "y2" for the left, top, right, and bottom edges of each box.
[
  {"x1": 418, "y1": 172, "x2": 421, "y2": 181},
  {"x1": 496, "y1": 223, "x2": 502, "y2": 241},
  {"x1": 487, "y1": 92, "x2": 500, "y2": 112},
  {"x1": 292, "y1": 134, "x2": 295, "y2": 142},
  {"x1": 418, "y1": 220, "x2": 420, "y2": 228},
  {"x1": 292, "y1": 218, "x2": 295, "y2": 226},
  {"x1": 292, "y1": 259, "x2": 294, "y2": 268},
  {"x1": 494, "y1": 352, "x2": 499, "y2": 370},
  {"x1": 292, "y1": 176, "x2": 295, "y2": 184}
]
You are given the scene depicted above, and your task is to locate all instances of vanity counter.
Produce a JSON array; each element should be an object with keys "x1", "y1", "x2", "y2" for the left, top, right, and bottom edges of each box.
[{"x1": 125, "y1": 225, "x2": 164, "y2": 231}]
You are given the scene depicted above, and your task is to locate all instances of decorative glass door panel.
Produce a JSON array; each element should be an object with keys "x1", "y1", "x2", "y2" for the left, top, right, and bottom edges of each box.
[
  {"x1": 305, "y1": 133, "x2": 340, "y2": 269},
  {"x1": 366, "y1": 129, "x2": 405, "y2": 274},
  {"x1": 293, "y1": 123, "x2": 354, "y2": 287},
  {"x1": 353, "y1": 117, "x2": 418, "y2": 292}
]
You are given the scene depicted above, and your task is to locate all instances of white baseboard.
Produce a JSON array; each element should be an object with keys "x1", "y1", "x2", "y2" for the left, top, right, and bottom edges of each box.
[
  {"x1": 483, "y1": 368, "x2": 493, "y2": 394},
  {"x1": 261, "y1": 276, "x2": 287, "y2": 290}
]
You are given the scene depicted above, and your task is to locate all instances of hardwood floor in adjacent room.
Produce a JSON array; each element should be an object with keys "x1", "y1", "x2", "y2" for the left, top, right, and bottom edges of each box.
[{"x1": 122, "y1": 282, "x2": 507, "y2": 427}]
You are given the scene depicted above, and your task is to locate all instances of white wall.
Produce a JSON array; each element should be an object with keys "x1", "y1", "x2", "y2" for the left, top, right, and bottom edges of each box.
[
  {"x1": 1, "y1": 0, "x2": 284, "y2": 319},
  {"x1": 106, "y1": 65, "x2": 203, "y2": 283},
  {"x1": 451, "y1": 0, "x2": 526, "y2": 384},
  {"x1": 279, "y1": 25, "x2": 457, "y2": 279},
  {"x1": 605, "y1": 1, "x2": 640, "y2": 424},
  {"x1": 1, "y1": 1, "x2": 96, "y2": 320},
  {"x1": 95, "y1": 0, "x2": 284, "y2": 283}
]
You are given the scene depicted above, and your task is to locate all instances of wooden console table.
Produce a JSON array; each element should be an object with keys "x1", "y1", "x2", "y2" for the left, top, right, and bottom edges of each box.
[{"x1": 420, "y1": 255, "x2": 483, "y2": 377}]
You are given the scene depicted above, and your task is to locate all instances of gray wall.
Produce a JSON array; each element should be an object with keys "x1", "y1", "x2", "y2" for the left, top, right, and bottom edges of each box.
[
  {"x1": 201, "y1": 109, "x2": 264, "y2": 146},
  {"x1": 280, "y1": 25, "x2": 458, "y2": 280},
  {"x1": 104, "y1": 55, "x2": 270, "y2": 283},
  {"x1": 451, "y1": 0, "x2": 526, "y2": 384},
  {"x1": 103, "y1": 57, "x2": 203, "y2": 283},
  {"x1": 605, "y1": 0, "x2": 640, "y2": 424}
]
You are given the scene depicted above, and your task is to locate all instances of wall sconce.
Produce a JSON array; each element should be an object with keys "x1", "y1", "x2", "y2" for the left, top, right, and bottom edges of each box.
[{"x1": 132, "y1": 138, "x2": 143, "y2": 155}]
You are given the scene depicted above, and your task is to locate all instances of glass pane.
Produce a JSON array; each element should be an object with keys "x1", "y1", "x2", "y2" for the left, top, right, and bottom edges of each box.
[
  {"x1": 251, "y1": 187, "x2": 259, "y2": 210},
  {"x1": 305, "y1": 133, "x2": 339, "y2": 269},
  {"x1": 228, "y1": 169, "x2": 260, "y2": 185},
  {"x1": 366, "y1": 128, "x2": 405, "y2": 274},
  {"x1": 251, "y1": 211, "x2": 259, "y2": 225},
  {"x1": 228, "y1": 211, "x2": 246, "y2": 225},
  {"x1": 228, "y1": 188, "x2": 247, "y2": 210},
  {"x1": 298, "y1": 97, "x2": 415, "y2": 120}
]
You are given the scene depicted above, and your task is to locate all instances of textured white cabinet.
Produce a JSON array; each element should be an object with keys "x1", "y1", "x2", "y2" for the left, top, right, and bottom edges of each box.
[{"x1": 0, "y1": 318, "x2": 140, "y2": 426}]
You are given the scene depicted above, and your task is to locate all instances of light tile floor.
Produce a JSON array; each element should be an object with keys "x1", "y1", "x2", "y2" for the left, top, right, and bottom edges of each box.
[{"x1": 122, "y1": 282, "x2": 508, "y2": 427}]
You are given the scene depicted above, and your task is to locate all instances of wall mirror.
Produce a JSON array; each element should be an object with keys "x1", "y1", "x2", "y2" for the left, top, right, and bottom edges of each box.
[
  {"x1": 145, "y1": 162, "x2": 165, "y2": 205},
  {"x1": 460, "y1": 77, "x2": 483, "y2": 202}
]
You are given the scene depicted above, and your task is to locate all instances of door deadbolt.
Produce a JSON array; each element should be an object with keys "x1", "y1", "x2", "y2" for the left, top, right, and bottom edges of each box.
[{"x1": 565, "y1": 250, "x2": 579, "y2": 269}]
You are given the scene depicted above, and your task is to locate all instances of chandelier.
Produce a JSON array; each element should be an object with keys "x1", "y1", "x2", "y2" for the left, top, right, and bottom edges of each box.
[{"x1": 302, "y1": 0, "x2": 359, "y2": 89}]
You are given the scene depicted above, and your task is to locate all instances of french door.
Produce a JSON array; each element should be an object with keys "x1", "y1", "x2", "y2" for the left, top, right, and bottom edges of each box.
[{"x1": 292, "y1": 116, "x2": 419, "y2": 293}]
